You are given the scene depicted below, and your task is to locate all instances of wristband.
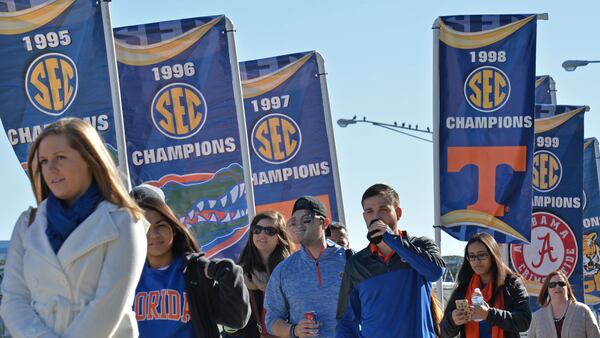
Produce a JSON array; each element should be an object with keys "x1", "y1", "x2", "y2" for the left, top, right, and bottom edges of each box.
[{"x1": 289, "y1": 323, "x2": 297, "y2": 338}]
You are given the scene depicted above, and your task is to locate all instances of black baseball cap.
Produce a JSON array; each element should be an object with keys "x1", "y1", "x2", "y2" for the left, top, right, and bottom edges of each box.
[{"x1": 292, "y1": 196, "x2": 328, "y2": 218}]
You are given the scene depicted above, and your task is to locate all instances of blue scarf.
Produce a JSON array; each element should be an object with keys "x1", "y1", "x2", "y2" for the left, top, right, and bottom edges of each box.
[{"x1": 46, "y1": 183, "x2": 104, "y2": 253}]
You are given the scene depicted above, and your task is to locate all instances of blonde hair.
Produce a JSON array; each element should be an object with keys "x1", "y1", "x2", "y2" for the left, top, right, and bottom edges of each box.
[{"x1": 27, "y1": 118, "x2": 142, "y2": 220}]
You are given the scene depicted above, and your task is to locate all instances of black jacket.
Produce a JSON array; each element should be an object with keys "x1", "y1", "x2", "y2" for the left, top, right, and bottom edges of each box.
[
  {"x1": 440, "y1": 275, "x2": 531, "y2": 338},
  {"x1": 183, "y1": 252, "x2": 251, "y2": 338}
]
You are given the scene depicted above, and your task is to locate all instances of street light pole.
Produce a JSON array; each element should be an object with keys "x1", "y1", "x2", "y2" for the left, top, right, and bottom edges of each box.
[
  {"x1": 337, "y1": 116, "x2": 433, "y2": 143},
  {"x1": 562, "y1": 59, "x2": 600, "y2": 72}
]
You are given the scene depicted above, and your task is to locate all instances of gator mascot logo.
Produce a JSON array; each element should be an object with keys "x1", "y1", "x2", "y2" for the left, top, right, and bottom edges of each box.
[
  {"x1": 584, "y1": 232, "x2": 600, "y2": 276},
  {"x1": 149, "y1": 163, "x2": 248, "y2": 259}
]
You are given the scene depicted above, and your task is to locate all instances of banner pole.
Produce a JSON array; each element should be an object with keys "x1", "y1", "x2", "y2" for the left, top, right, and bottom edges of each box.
[
  {"x1": 316, "y1": 52, "x2": 346, "y2": 224},
  {"x1": 100, "y1": 0, "x2": 130, "y2": 191},
  {"x1": 226, "y1": 18, "x2": 255, "y2": 220},
  {"x1": 432, "y1": 17, "x2": 444, "y2": 308}
]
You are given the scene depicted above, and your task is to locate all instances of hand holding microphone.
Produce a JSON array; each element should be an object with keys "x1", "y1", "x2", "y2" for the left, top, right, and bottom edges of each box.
[{"x1": 367, "y1": 218, "x2": 389, "y2": 244}]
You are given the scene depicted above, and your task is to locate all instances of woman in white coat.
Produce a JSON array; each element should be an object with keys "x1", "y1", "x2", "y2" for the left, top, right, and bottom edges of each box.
[
  {"x1": 528, "y1": 270, "x2": 600, "y2": 338},
  {"x1": 0, "y1": 118, "x2": 147, "y2": 338}
]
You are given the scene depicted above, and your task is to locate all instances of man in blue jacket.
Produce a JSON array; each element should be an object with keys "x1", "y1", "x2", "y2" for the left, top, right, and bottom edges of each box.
[
  {"x1": 265, "y1": 196, "x2": 347, "y2": 338},
  {"x1": 336, "y1": 184, "x2": 445, "y2": 338}
]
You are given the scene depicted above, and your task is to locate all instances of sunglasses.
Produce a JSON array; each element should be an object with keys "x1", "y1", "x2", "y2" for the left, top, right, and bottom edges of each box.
[
  {"x1": 548, "y1": 281, "x2": 567, "y2": 288},
  {"x1": 252, "y1": 225, "x2": 278, "y2": 236}
]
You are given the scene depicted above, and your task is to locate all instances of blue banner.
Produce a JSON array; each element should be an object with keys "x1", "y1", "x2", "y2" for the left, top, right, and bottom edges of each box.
[
  {"x1": 239, "y1": 51, "x2": 344, "y2": 222},
  {"x1": 583, "y1": 137, "x2": 600, "y2": 309},
  {"x1": 511, "y1": 105, "x2": 586, "y2": 307},
  {"x1": 114, "y1": 16, "x2": 252, "y2": 260},
  {"x1": 436, "y1": 14, "x2": 537, "y2": 243},
  {"x1": 535, "y1": 75, "x2": 556, "y2": 104},
  {"x1": 0, "y1": 0, "x2": 117, "y2": 168}
]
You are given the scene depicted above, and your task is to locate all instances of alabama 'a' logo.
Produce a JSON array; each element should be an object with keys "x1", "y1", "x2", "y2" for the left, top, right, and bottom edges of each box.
[
  {"x1": 251, "y1": 113, "x2": 302, "y2": 164},
  {"x1": 26, "y1": 53, "x2": 78, "y2": 116},
  {"x1": 511, "y1": 212, "x2": 578, "y2": 283},
  {"x1": 151, "y1": 83, "x2": 207, "y2": 139},
  {"x1": 464, "y1": 66, "x2": 510, "y2": 113}
]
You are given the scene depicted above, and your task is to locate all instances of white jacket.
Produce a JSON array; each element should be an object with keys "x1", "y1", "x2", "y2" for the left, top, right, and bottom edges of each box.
[
  {"x1": 528, "y1": 300, "x2": 600, "y2": 338},
  {"x1": 1, "y1": 200, "x2": 148, "y2": 338}
]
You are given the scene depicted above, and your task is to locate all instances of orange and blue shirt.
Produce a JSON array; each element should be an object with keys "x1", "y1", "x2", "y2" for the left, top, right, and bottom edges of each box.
[
  {"x1": 134, "y1": 256, "x2": 195, "y2": 338},
  {"x1": 336, "y1": 231, "x2": 445, "y2": 338}
]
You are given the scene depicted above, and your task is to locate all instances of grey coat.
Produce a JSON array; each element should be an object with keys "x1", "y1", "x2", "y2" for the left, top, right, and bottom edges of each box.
[{"x1": 528, "y1": 301, "x2": 600, "y2": 338}]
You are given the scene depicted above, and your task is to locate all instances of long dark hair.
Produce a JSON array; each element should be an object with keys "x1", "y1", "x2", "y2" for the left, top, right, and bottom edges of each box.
[
  {"x1": 137, "y1": 197, "x2": 200, "y2": 255},
  {"x1": 237, "y1": 211, "x2": 292, "y2": 275},
  {"x1": 450, "y1": 233, "x2": 517, "y2": 303}
]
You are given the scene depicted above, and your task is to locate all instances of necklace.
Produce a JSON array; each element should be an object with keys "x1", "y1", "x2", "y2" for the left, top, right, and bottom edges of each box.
[{"x1": 553, "y1": 303, "x2": 569, "y2": 322}]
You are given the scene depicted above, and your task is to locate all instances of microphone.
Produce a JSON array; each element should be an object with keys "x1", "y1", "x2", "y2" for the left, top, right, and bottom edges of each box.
[{"x1": 367, "y1": 218, "x2": 384, "y2": 244}]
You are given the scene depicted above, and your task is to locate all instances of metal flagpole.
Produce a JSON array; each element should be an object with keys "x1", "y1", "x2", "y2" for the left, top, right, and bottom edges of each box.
[
  {"x1": 432, "y1": 17, "x2": 444, "y2": 307},
  {"x1": 100, "y1": 0, "x2": 131, "y2": 191},
  {"x1": 317, "y1": 52, "x2": 346, "y2": 224},
  {"x1": 226, "y1": 18, "x2": 256, "y2": 219}
]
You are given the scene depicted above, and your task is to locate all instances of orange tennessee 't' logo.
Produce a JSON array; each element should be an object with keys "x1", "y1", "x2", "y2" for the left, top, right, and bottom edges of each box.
[{"x1": 448, "y1": 146, "x2": 527, "y2": 217}]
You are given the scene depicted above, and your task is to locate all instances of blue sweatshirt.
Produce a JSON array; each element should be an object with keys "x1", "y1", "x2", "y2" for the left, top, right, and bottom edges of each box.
[
  {"x1": 336, "y1": 231, "x2": 445, "y2": 338},
  {"x1": 265, "y1": 241, "x2": 346, "y2": 338},
  {"x1": 134, "y1": 256, "x2": 195, "y2": 338}
]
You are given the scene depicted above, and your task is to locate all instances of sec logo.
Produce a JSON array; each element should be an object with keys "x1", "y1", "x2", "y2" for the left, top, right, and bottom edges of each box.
[
  {"x1": 464, "y1": 66, "x2": 510, "y2": 113},
  {"x1": 251, "y1": 113, "x2": 302, "y2": 164},
  {"x1": 511, "y1": 212, "x2": 577, "y2": 282},
  {"x1": 533, "y1": 150, "x2": 562, "y2": 192},
  {"x1": 25, "y1": 53, "x2": 78, "y2": 116},
  {"x1": 151, "y1": 83, "x2": 207, "y2": 139}
]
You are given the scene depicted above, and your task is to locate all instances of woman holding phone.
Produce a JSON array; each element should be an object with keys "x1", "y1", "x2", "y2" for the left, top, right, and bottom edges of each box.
[{"x1": 440, "y1": 233, "x2": 531, "y2": 338}]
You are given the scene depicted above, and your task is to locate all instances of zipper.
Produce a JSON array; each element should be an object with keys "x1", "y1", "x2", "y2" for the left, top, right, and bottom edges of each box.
[
  {"x1": 316, "y1": 260, "x2": 322, "y2": 287},
  {"x1": 305, "y1": 246, "x2": 326, "y2": 288}
]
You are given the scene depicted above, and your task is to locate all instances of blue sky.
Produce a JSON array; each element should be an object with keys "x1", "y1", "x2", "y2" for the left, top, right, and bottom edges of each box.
[{"x1": 0, "y1": 0, "x2": 598, "y2": 257}]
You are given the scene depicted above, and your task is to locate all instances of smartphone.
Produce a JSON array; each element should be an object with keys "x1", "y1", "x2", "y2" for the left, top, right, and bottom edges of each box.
[{"x1": 455, "y1": 299, "x2": 468, "y2": 311}]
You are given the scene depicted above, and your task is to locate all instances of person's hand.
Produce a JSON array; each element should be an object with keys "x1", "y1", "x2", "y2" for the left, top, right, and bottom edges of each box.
[
  {"x1": 367, "y1": 219, "x2": 389, "y2": 239},
  {"x1": 451, "y1": 308, "x2": 471, "y2": 326},
  {"x1": 191, "y1": 254, "x2": 213, "y2": 279},
  {"x1": 470, "y1": 301, "x2": 489, "y2": 322},
  {"x1": 294, "y1": 318, "x2": 320, "y2": 337},
  {"x1": 367, "y1": 219, "x2": 394, "y2": 250},
  {"x1": 204, "y1": 261, "x2": 211, "y2": 279}
]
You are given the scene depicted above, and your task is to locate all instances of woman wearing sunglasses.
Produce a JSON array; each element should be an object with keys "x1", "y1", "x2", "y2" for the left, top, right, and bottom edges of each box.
[
  {"x1": 131, "y1": 188, "x2": 250, "y2": 338},
  {"x1": 225, "y1": 211, "x2": 292, "y2": 338},
  {"x1": 440, "y1": 232, "x2": 531, "y2": 338},
  {"x1": 528, "y1": 270, "x2": 600, "y2": 338}
]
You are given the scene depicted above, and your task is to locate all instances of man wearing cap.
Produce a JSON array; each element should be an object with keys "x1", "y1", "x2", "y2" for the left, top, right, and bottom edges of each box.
[
  {"x1": 336, "y1": 183, "x2": 445, "y2": 338},
  {"x1": 265, "y1": 196, "x2": 347, "y2": 338}
]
